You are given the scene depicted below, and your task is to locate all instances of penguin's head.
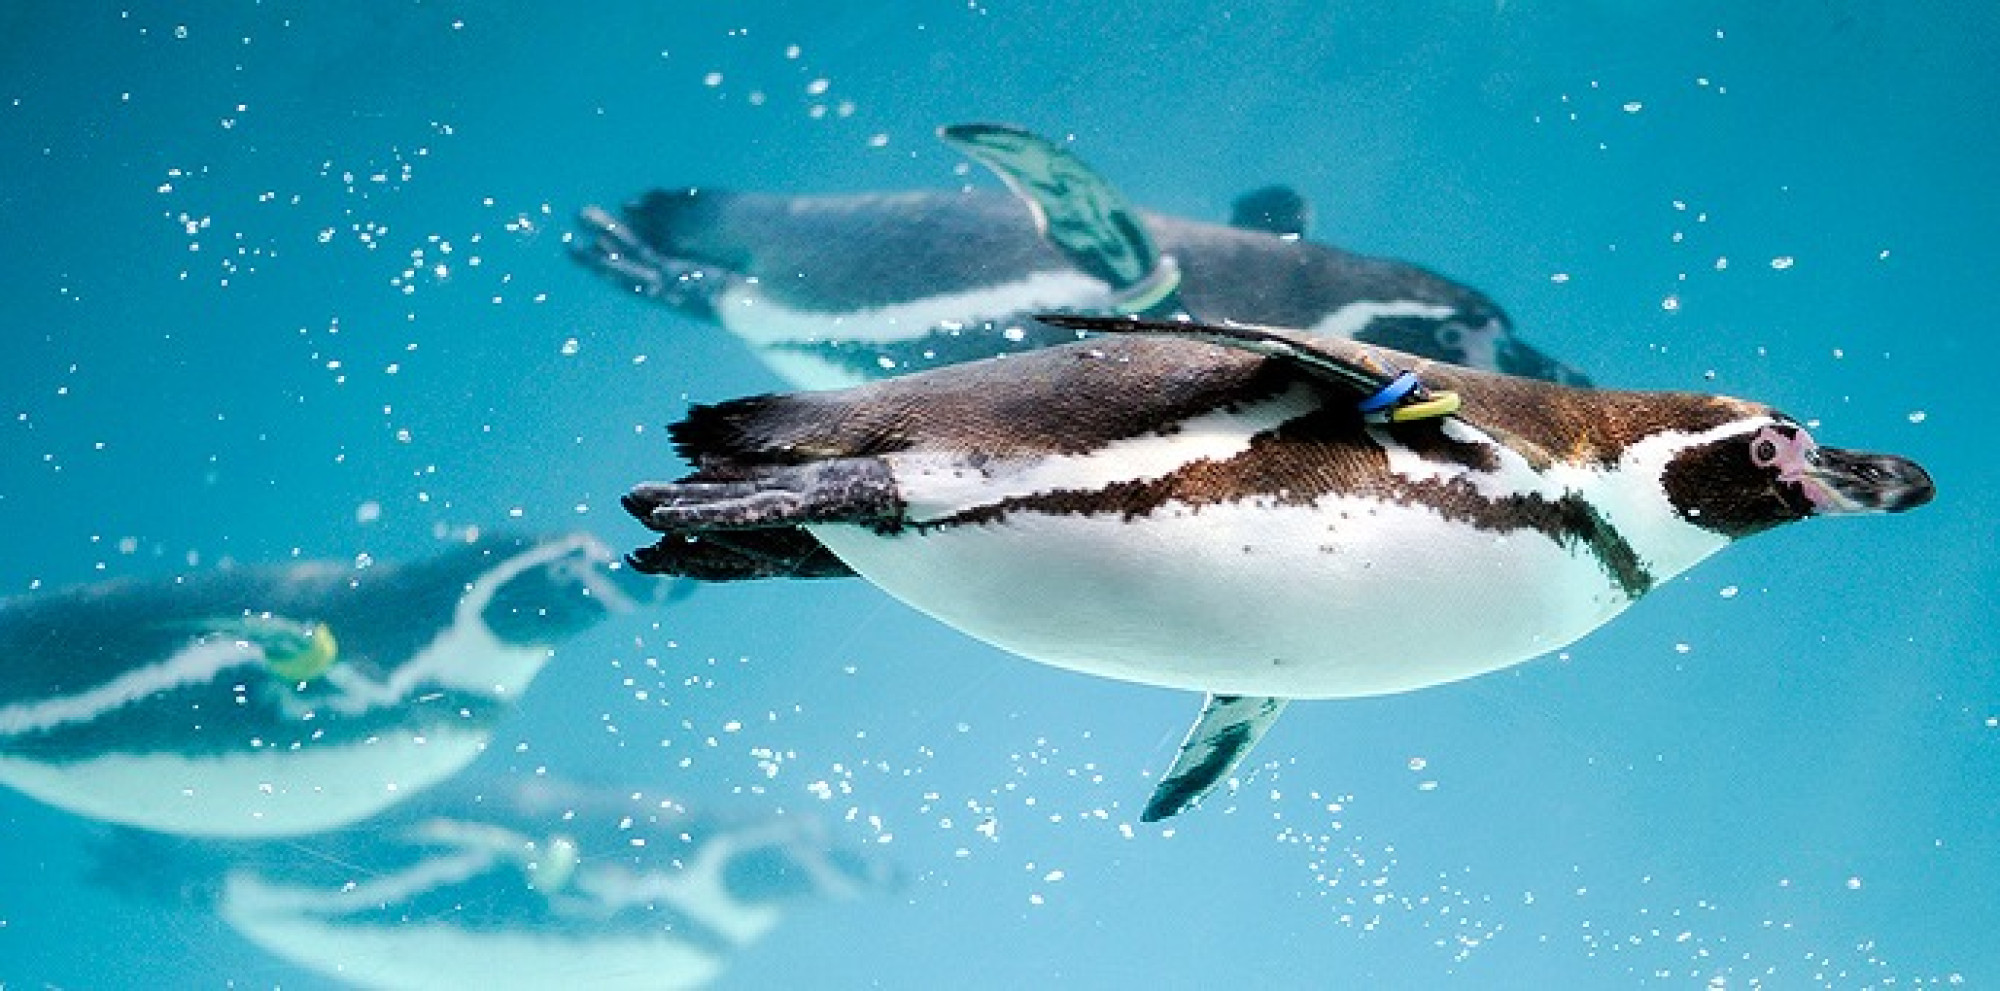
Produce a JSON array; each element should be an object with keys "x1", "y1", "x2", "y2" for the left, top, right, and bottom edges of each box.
[
  {"x1": 1661, "y1": 416, "x2": 1934, "y2": 537},
  {"x1": 1355, "y1": 302, "x2": 1594, "y2": 387}
]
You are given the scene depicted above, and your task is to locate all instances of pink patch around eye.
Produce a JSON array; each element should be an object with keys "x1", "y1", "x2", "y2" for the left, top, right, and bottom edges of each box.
[{"x1": 1755, "y1": 426, "x2": 1841, "y2": 510}]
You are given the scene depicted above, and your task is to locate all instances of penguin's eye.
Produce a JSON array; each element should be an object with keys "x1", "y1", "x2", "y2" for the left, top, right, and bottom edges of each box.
[
  {"x1": 1435, "y1": 324, "x2": 1464, "y2": 349},
  {"x1": 1752, "y1": 437, "x2": 1778, "y2": 464}
]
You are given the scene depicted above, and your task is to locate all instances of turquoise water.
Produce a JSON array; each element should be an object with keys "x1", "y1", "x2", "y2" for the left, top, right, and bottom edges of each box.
[{"x1": 4, "y1": 3, "x2": 1996, "y2": 987}]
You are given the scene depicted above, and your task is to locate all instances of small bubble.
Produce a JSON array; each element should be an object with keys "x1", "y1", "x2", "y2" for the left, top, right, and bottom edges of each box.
[
  {"x1": 1622, "y1": 101, "x2": 1644, "y2": 113},
  {"x1": 703, "y1": 71, "x2": 723, "y2": 87},
  {"x1": 1770, "y1": 256, "x2": 1796, "y2": 270},
  {"x1": 355, "y1": 501, "x2": 382, "y2": 524},
  {"x1": 560, "y1": 337, "x2": 580, "y2": 356},
  {"x1": 1719, "y1": 585, "x2": 1739, "y2": 598},
  {"x1": 1407, "y1": 757, "x2": 1427, "y2": 772},
  {"x1": 1845, "y1": 876, "x2": 1863, "y2": 890},
  {"x1": 1907, "y1": 410, "x2": 1928, "y2": 424},
  {"x1": 1549, "y1": 272, "x2": 1571, "y2": 284}
]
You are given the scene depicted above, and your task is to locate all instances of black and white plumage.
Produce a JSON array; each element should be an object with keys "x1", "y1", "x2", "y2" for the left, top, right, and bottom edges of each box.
[
  {"x1": 91, "y1": 776, "x2": 891, "y2": 990},
  {"x1": 574, "y1": 125, "x2": 1586, "y2": 389},
  {"x1": 620, "y1": 317, "x2": 1933, "y2": 820},
  {"x1": 0, "y1": 533, "x2": 657, "y2": 837}
]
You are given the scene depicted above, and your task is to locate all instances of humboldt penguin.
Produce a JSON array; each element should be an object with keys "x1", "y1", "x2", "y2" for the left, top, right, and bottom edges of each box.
[
  {"x1": 617, "y1": 316, "x2": 1933, "y2": 821},
  {"x1": 575, "y1": 123, "x2": 1586, "y2": 389},
  {"x1": 0, "y1": 533, "x2": 658, "y2": 837}
]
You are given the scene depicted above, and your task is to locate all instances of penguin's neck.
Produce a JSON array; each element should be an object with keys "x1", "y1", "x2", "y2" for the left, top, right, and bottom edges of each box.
[{"x1": 1552, "y1": 428, "x2": 1744, "y2": 588}]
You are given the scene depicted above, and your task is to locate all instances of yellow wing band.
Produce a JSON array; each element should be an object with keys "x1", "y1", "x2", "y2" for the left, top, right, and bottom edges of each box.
[{"x1": 1386, "y1": 391, "x2": 1463, "y2": 423}]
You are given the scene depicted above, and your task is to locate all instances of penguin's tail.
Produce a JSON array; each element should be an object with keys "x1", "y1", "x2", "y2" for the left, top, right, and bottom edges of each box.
[
  {"x1": 572, "y1": 187, "x2": 743, "y2": 319},
  {"x1": 81, "y1": 825, "x2": 232, "y2": 910}
]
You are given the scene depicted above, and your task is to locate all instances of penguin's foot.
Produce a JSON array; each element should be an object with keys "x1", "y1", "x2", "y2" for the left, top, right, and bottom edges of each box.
[
  {"x1": 571, "y1": 205, "x2": 726, "y2": 317},
  {"x1": 625, "y1": 529, "x2": 856, "y2": 580},
  {"x1": 622, "y1": 459, "x2": 904, "y2": 533}
]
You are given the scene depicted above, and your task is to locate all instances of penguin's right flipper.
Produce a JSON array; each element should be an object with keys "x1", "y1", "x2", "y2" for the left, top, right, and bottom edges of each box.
[
  {"x1": 938, "y1": 124, "x2": 1166, "y2": 300},
  {"x1": 572, "y1": 202, "x2": 730, "y2": 319},
  {"x1": 1142, "y1": 694, "x2": 1291, "y2": 822}
]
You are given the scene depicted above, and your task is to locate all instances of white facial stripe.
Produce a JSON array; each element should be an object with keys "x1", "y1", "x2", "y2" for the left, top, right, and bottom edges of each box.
[
  {"x1": 574, "y1": 822, "x2": 804, "y2": 946},
  {"x1": 717, "y1": 270, "x2": 1111, "y2": 347},
  {"x1": 1305, "y1": 299, "x2": 1459, "y2": 341},
  {"x1": 889, "y1": 383, "x2": 1319, "y2": 520},
  {"x1": 0, "y1": 637, "x2": 262, "y2": 738},
  {"x1": 1455, "y1": 317, "x2": 1503, "y2": 370},
  {"x1": 317, "y1": 534, "x2": 609, "y2": 715},
  {"x1": 1545, "y1": 416, "x2": 1775, "y2": 579},
  {"x1": 227, "y1": 844, "x2": 504, "y2": 918}
]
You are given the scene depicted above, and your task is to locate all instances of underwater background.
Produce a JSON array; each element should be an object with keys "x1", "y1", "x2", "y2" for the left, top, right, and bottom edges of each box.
[{"x1": 3, "y1": 2, "x2": 1996, "y2": 987}]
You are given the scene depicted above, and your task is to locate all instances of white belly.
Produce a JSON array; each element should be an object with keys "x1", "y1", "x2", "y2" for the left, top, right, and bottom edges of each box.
[
  {"x1": 810, "y1": 498, "x2": 1634, "y2": 699},
  {"x1": 221, "y1": 911, "x2": 728, "y2": 991},
  {"x1": 219, "y1": 906, "x2": 725, "y2": 991},
  {"x1": 0, "y1": 727, "x2": 488, "y2": 837}
]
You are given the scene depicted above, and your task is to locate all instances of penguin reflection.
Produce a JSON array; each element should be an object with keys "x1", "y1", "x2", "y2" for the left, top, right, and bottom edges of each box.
[{"x1": 0, "y1": 532, "x2": 664, "y2": 838}]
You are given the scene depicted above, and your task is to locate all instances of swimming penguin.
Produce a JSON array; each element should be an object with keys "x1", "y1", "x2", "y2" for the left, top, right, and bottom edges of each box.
[
  {"x1": 575, "y1": 123, "x2": 1586, "y2": 389},
  {"x1": 0, "y1": 532, "x2": 660, "y2": 837},
  {"x1": 616, "y1": 316, "x2": 1933, "y2": 821},
  {"x1": 89, "y1": 775, "x2": 891, "y2": 990}
]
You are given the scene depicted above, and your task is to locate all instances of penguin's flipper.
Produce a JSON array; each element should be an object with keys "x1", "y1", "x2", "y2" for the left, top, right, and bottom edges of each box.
[
  {"x1": 1037, "y1": 314, "x2": 1394, "y2": 395},
  {"x1": 937, "y1": 123, "x2": 1161, "y2": 294},
  {"x1": 1143, "y1": 694, "x2": 1290, "y2": 823},
  {"x1": 572, "y1": 203, "x2": 730, "y2": 319},
  {"x1": 1229, "y1": 185, "x2": 1313, "y2": 238}
]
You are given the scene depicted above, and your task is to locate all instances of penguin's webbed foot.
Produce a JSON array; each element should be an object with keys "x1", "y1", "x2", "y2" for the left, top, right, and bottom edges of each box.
[
  {"x1": 622, "y1": 459, "x2": 904, "y2": 533},
  {"x1": 626, "y1": 529, "x2": 856, "y2": 580}
]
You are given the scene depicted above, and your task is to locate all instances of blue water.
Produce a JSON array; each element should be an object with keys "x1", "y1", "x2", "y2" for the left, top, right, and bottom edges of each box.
[{"x1": 4, "y1": 2, "x2": 1996, "y2": 987}]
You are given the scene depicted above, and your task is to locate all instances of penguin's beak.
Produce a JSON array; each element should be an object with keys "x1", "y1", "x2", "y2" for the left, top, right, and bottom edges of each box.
[{"x1": 1801, "y1": 447, "x2": 1935, "y2": 514}]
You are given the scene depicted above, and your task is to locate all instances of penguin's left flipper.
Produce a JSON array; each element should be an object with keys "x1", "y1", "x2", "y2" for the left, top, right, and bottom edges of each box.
[
  {"x1": 1037, "y1": 314, "x2": 1394, "y2": 396},
  {"x1": 1143, "y1": 694, "x2": 1291, "y2": 822}
]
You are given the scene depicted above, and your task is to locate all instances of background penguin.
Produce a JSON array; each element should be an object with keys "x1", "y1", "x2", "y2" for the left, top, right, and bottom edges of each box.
[
  {"x1": 617, "y1": 316, "x2": 1932, "y2": 821},
  {"x1": 574, "y1": 123, "x2": 1587, "y2": 389},
  {"x1": 0, "y1": 532, "x2": 661, "y2": 838},
  {"x1": 87, "y1": 775, "x2": 893, "y2": 991}
]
